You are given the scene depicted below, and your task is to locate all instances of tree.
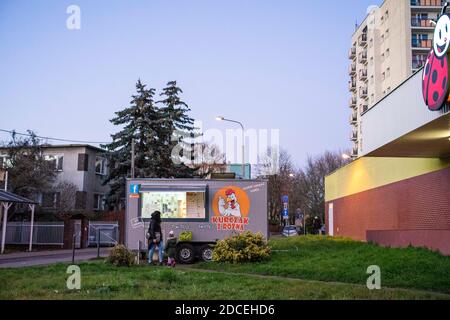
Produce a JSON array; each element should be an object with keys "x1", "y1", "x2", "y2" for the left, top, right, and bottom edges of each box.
[
  {"x1": 102, "y1": 80, "x2": 199, "y2": 208},
  {"x1": 257, "y1": 148, "x2": 297, "y2": 225},
  {"x1": 156, "y1": 81, "x2": 198, "y2": 178},
  {"x1": 295, "y1": 150, "x2": 350, "y2": 227},
  {"x1": 0, "y1": 131, "x2": 56, "y2": 198},
  {"x1": 102, "y1": 80, "x2": 162, "y2": 208},
  {"x1": 192, "y1": 143, "x2": 226, "y2": 176},
  {"x1": 55, "y1": 181, "x2": 78, "y2": 214}
]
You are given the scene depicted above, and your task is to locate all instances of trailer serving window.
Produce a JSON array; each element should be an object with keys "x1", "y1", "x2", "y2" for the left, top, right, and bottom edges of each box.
[{"x1": 140, "y1": 186, "x2": 207, "y2": 221}]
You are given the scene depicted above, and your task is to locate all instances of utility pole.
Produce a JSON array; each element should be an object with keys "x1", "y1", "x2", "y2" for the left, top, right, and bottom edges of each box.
[{"x1": 131, "y1": 138, "x2": 135, "y2": 179}]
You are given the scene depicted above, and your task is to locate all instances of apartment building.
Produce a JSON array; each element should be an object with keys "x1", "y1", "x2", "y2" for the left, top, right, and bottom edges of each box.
[
  {"x1": 348, "y1": 0, "x2": 445, "y2": 158},
  {"x1": 0, "y1": 144, "x2": 110, "y2": 212}
]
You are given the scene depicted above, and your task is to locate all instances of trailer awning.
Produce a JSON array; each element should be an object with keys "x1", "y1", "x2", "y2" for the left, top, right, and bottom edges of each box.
[{"x1": 139, "y1": 184, "x2": 207, "y2": 193}]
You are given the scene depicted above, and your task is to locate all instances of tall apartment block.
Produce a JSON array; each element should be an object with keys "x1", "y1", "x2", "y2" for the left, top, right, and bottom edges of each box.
[{"x1": 348, "y1": 0, "x2": 445, "y2": 158}]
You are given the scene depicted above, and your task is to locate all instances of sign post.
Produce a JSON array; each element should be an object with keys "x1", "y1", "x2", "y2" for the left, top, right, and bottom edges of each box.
[{"x1": 281, "y1": 195, "x2": 289, "y2": 225}]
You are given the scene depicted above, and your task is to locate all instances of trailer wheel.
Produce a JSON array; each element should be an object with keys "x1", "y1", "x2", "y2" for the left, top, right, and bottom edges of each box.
[
  {"x1": 177, "y1": 243, "x2": 195, "y2": 264},
  {"x1": 200, "y1": 245, "x2": 214, "y2": 262}
]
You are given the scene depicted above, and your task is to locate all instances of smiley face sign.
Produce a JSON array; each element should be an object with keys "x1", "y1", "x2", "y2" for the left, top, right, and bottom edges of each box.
[
  {"x1": 433, "y1": 14, "x2": 450, "y2": 58},
  {"x1": 422, "y1": 4, "x2": 450, "y2": 111}
]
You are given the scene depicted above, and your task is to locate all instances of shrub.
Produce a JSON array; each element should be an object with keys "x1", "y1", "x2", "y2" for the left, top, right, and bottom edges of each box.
[
  {"x1": 212, "y1": 231, "x2": 271, "y2": 263},
  {"x1": 179, "y1": 231, "x2": 193, "y2": 242},
  {"x1": 106, "y1": 244, "x2": 136, "y2": 267}
]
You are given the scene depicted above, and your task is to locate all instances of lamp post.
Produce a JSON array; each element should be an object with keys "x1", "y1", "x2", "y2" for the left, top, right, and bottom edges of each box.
[{"x1": 215, "y1": 116, "x2": 245, "y2": 179}]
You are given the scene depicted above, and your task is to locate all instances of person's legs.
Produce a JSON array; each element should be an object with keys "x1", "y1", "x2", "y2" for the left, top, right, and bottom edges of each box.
[
  {"x1": 158, "y1": 241, "x2": 164, "y2": 263},
  {"x1": 148, "y1": 243, "x2": 155, "y2": 264}
]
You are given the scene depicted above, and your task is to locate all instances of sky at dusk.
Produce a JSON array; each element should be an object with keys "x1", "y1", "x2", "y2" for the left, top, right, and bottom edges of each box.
[{"x1": 0, "y1": 0, "x2": 382, "y2": 167}]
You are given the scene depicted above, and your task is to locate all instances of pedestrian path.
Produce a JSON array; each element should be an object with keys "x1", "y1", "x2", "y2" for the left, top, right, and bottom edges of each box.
[{"x1": 0, "y1": 247, "x2": 112, "y2": 268}]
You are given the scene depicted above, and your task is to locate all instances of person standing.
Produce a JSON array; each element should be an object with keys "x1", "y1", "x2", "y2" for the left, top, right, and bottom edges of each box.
[
  {"x1": 147, "y1": 211, "x2": 164, "y2": 265},
  {"x1": 165, "y1": 230, "x2": 177, "y2": 267}
]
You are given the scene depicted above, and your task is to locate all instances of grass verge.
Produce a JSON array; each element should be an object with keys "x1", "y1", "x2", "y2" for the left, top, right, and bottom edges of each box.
[
  {"x1": 0, "y1": 261, "x2": 448, "y2": 300},
  {"x1": 196, "y1": 236, "x2": 450, "y2": 294}
]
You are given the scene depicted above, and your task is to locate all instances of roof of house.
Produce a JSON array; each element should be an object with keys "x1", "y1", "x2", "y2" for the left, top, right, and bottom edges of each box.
[
  {"x1": 40, "y1": 144, "x2": 107, "y2": 153},
  {"x1": 0, "y1": 190, "x2": 38, "y2": 204},
  {"x1": 0, "y1": 144, "x2": 107, "y2": 153}
]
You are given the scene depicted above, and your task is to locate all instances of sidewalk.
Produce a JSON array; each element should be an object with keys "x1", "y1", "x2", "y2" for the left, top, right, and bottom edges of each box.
[{"x1": 0, "y1": 247, "x2": 112, "y2": 268}]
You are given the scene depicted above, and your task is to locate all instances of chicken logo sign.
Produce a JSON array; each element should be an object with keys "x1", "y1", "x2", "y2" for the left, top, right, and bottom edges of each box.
[
  {"x1": 212, "y1": 186, "x2": 250, "y2": 231},
  {"x1": 422, "y1": 2, "x2": 450, "y2": 111}
]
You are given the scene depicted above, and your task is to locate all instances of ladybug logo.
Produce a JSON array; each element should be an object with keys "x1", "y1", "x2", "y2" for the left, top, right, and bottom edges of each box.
[
  {"x1": 422, "y1": 2, "x2": 450, "y2": 111},
  {"x1": 433, "y1": 14, "x2": 450, "y2": 58}
]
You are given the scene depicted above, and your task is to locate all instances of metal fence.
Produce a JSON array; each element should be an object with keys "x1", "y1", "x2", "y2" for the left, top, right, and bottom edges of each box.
[
  {"x1": 5, "y1": 221, "x2": 64, "y2": 246},
  {"x1": 88, "y1": 221, "x2": 118, "y2": 247}
]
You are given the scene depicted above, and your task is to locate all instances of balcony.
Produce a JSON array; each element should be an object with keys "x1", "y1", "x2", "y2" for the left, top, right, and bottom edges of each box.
[
  {"x1": 359, "y1": 86, "x2": 368, "y2": 99},
  {"x1": 349, "y1": 62, "x2": 356, "y2": 75},
  {"x1": 349, "y1": 47, "x2": 356, "y2": 60},
  {"x1": 349, "y1": 79, "x2": 357, "y2": 92},
  {"x1": 358, "y1": 33, "x2": 367, "y2": 47},
  {"x1": 349, "y1": 96, "x2": 357, "y2": 108},
  {"x1": 349, "y1": 111, "x2": 358, "y2": 125},
  {"x1": 412, "y1": 38, "x2": 432, "y2": 50},
  {"x1": 359, "y1": 104, "x2": 369, "y2": 115},
  {"x1": 350, "y1": 130, "x2": 358, "y2": 142},
  {"x1": 358, "y1": 50, "x2": 368, "y2": 64},
  {"x1": 351, "y1": 146, "x2": 359, "y2": 158},
  {"x1": 410, "y1": 0, "x2": 445, "y2": 10},
  {"x1": 359, "y1": 69, "x2": 368, "y2": 81},
  {"x1": 411, "y1": 17, "x2": 435, "y2": 29}
]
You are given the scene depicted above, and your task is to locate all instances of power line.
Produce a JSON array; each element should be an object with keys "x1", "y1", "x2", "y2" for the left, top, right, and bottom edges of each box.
[{"x1": 0, "y1": 129, "x2": 109, "y2": 145}]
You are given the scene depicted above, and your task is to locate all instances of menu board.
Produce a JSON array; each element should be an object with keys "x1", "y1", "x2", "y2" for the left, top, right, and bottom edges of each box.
[
  {"x1": 141, "y1": 191, "x2": 206, "y2": 220},
  {"x1": 186, "y1": 192, "x2": 205, "y2": 218}
]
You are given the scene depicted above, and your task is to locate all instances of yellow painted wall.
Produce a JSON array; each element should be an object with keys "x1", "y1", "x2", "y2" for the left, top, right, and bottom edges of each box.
[{"x1": 325, "y1": 157, "x2": 450, "y2": 202}]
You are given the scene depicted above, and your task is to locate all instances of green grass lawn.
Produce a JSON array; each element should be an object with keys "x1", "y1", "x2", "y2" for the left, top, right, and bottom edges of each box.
[
  {"x1": 0, "y1": 261, "x2": 448, "y2": 300},
  {"x1": 1, "y1": 236, "x2": 449, "y2": 300},
  {"x1": 196, "y1": 236, "x2": 450, "y2": 294}
]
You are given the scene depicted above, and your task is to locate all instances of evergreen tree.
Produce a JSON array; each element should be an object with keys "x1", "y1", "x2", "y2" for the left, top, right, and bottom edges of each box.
[
  {"x1": 157, "y1": 81, "x2": 198, "y2": 178},
  {"x1": 102, "y1": 80, "x2": 162, "y2": 207}
]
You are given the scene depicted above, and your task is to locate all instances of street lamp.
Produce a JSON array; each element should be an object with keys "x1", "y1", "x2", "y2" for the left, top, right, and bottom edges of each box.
[{"x1": 216, "y1": 116, "x2": 245, "y2": 178}]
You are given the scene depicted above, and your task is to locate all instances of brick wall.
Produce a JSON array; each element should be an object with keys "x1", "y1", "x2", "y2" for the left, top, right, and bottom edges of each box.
[
  {"x1": 325, "y1": 167, "x2": 450, "y2": 253},
  {"x1": 62, "y1": 210, "x2": 125, "y2": 249}
]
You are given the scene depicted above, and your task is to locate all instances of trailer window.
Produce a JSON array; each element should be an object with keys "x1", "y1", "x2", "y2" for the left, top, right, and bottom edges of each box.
[{"x1": 141, "y1": 191, "x2": 206, "y2": 220}]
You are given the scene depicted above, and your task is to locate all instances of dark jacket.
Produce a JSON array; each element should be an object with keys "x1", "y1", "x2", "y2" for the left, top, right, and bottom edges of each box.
[
  {"x1": 147, "y1": 211, "x2": 162, "y2": 245},
  {"x1": 165, "y1": 236, "x2": 177, "y2": 258}
]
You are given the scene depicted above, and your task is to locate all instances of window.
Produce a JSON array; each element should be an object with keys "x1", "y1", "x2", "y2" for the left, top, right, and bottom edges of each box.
[
  {"x1": 386, "y1": 48, "x2": 390, "y2": 58},
  {"x1": 141, "y1": 190, "x2": 206, "y2": 220},
  {"x1": 370, "y1": 94, "x2": 375, "y2": 103},
  {"x1": 41, "y1": 192, "x2": 60, "y2": 209},
  {"x1": 381, "y1": 34, "x2": 384, "y2": 43},
  {"x1": 0, "y1": 155, "x2": 10, "y2": 168},
  {"x1": 45, "y1": 155, "x2": 63, "y2": 171},
  {"x1": 370, "y1": 57, "x2": 374, "y2": 65},
  {"x1": 95, "y1": 157, "x2": 107, "y2": 175},
  {"x1": 385, "y1": 29, "x2": 389, "y2": 39},
  {"x1": 382, "y1": 72, "x2": 386, "y2": 80},
  {"x1": 387, "y1": 86, "x2": 392, "y2": 93},
  {"x1": 386, "y1": 67, "x2": 391, "y2": 78},
  {"x1": 385, "y1": 10, "x2": 389, "y2": 20},
  {"x1": 93, "y1": 194, "x2": 105, "y2": 211},
  {"x1": 370, "y1": 38, "x2": 374, "y2": 48},
  {"x1": 381, "y1": 53, "x2": 385, "y2": 62},
  {"x1": 370, "y1": 75, "x2": 374, "y2": 84}
]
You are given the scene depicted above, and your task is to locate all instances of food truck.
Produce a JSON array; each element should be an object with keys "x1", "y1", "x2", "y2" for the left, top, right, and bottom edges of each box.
[{"x1": 125, "y1": 178, "x2": 268, "y2": 263}]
